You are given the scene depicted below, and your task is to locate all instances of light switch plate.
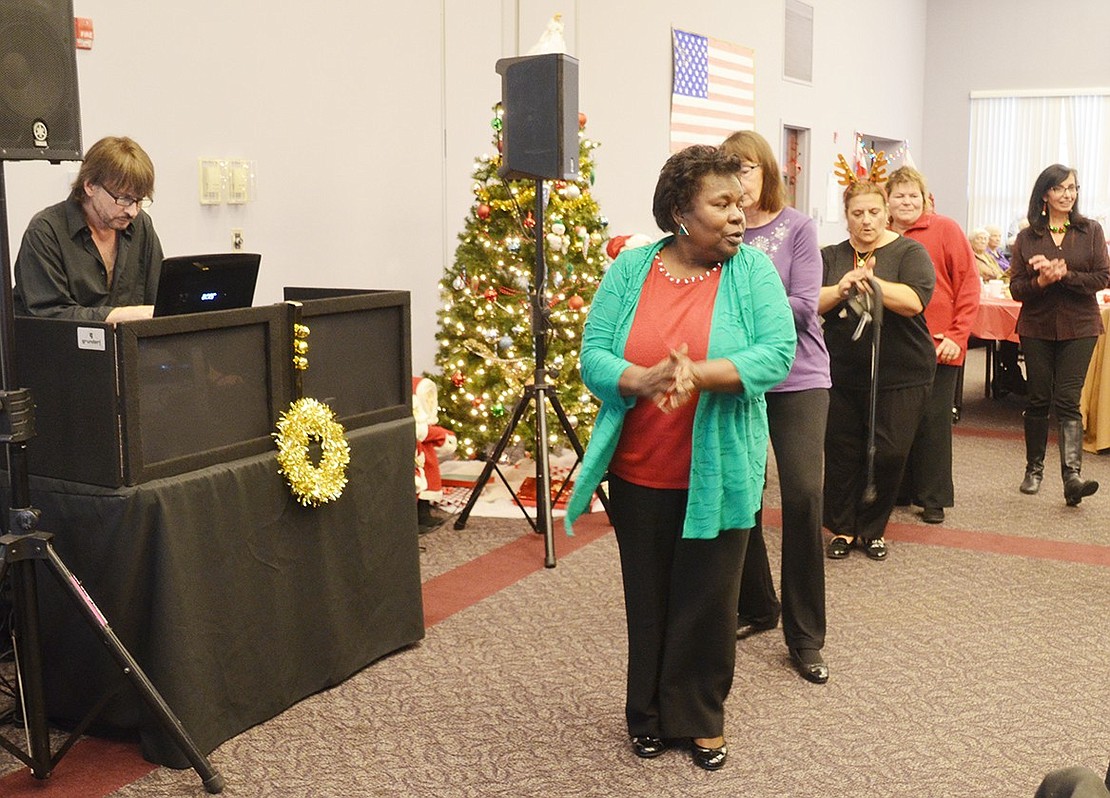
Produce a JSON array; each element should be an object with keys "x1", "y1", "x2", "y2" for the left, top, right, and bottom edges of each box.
[{"x1": 198, "y1": 158, "x2": 224, "y2": 205}]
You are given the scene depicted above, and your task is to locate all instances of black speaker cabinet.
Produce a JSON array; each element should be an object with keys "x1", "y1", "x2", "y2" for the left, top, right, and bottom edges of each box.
[
  {"x1": 0, "y1": 0, "x2": 83, "y2": 161},
  {"x1": 496, "y1": 53, "x2": 578, "y2": 181}
]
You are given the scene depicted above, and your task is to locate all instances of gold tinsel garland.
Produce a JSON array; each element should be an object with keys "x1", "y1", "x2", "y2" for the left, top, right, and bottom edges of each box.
[{"x1": 273, "y1": 397, "x2": 350, "y2": 506}]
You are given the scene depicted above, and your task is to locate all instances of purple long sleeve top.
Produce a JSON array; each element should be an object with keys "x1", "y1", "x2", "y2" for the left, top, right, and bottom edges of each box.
[{"x1": 743, "y1": 206, "x2": 831, "y2": 392}]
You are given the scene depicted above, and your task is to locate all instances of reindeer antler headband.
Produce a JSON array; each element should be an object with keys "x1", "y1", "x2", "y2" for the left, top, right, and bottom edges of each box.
[{"x1": 834, "y1": 151, "x2": 889, "y2": 186}]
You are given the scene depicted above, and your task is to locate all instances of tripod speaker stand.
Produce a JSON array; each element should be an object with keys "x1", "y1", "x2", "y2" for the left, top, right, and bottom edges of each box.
[
  {"x1": 452, "y1": 53, "x2": 608, "y2": 566},
  {"x1": 452, "y1": 181, "x2": 608, "y2": 567},
  {"x1": 0, "y1": 167, "x2": 224, "y2": 791}
]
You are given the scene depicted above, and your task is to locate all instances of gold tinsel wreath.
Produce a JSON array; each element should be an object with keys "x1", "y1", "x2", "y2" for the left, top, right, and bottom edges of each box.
[{"x1": 273, "y1": 397, "x2": 351, "y2": 506}]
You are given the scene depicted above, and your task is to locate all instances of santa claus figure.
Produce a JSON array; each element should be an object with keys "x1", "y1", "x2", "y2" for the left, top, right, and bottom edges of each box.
[{"x1": 413, "y1": 376, "x2": 457, "y2": 529}]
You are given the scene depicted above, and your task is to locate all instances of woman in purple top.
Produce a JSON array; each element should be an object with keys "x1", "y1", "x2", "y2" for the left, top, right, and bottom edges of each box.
[{"x1": 721, "y1": 131, "x2": 832, "y2": 684}]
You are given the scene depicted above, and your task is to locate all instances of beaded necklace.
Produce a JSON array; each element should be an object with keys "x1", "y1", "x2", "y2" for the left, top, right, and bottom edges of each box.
[
  {"x1": 654, "y1": 252, "x2": 721, "y2": 285},
  {"x1": 1048, "y1": 220, "x2": 1070, "y2": 235}
]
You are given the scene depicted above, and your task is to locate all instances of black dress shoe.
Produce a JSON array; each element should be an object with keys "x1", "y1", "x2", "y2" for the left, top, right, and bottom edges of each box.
[
  {"x1": 826, "y1": 535, "x2": 853, "y2": 559},
  {"x1": 921, "y1": 506, "x2": 944, "y2": 524},
  {"x1": 690, "y1": 741, "x2": 728, "y2": 771},
  {"x1": 631, "y1": 735, "x2": 666, "y2": 758},
  {"x1": 789, "y1": 647, "x2": 829, "y2": 684},
  {"x1": 862, "y1": 537, "x2": 888, "y2": 560},
  {"x1": 736, "y1": 614, "x2": 779, "y2": 640}
]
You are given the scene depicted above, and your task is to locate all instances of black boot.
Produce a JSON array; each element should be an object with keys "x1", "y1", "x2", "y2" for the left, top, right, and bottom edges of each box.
[
  {"x1": 1019, "y1": 413, "x2": 1049, "y2": 494},
  {"x1": 1059, "y1": 418, "x2": 1098, "y2": 506}
]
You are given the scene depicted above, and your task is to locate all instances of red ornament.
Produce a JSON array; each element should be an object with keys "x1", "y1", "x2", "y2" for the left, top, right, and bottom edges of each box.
[
  {"x1": 523, "y1": 211, "x2": 535, "y2": 229},
  {"x1": 451, "y1": 371, "x2": 465, "y2": 387},
  {"x1": 605, "y1": 235, "x2": 630, "y2": 260},
  {"x1": 484, "y1": 287, "x2": 499, "y2": 302},
  {"x1": 578, "y1": 112, "x2": 587, "y2": 128},
  {"x1": 567, "y1": 294, "x2": 585, "y2": 310},
  {"x1": 476, "y1": 203, "x2": 491, "y2": 220}
]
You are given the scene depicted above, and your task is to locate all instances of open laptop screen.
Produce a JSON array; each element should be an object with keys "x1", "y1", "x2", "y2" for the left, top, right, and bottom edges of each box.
[{"x1": 153, "y1": 253, "x2": 261, "y2": 317}]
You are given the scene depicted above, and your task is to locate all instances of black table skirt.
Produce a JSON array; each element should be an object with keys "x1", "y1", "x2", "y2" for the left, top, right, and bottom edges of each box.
[{"x1": 9, "y1": 417, "x2": 424, "y2": 767}]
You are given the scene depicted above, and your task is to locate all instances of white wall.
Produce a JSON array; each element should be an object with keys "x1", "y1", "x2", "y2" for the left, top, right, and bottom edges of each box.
[
  {"x1": 923, "y1": 0, "x2": 1110, "y2": 230},
  {"x1": 3, "y1": 0, "x2": 929, "y2": 374}
]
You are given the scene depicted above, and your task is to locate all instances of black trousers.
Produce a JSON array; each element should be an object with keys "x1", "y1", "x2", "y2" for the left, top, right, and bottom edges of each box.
[
  {"x1": 738, "y1": 388, "x2": 827, "y2": 650},
  {"x1": 901, "y1": 363, "x2": 959, "y2": 508},
  {"x1": 1021, "y1": 336, "x2": 1097, "y2": 423},
  {"x1": 823, "y1": 383, "x2": 929, "y2": 542},
  {"x1": 609, "y1": 474, "x2": 747, "y2": 740}
]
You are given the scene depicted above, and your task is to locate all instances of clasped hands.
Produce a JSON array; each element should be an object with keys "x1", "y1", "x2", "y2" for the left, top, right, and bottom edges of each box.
[
  {"x1": 640, "y1": 344, "x2": 699, "y2": 414},
  {"x1": 836, "y1": 265, "x2": 874, "y2": 299},
  {"x1": 1030, "y1": 254, "x2": 1067, "y2": 286}
]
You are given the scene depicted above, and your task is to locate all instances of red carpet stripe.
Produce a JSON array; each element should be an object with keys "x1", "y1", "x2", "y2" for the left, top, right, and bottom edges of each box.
[
  {"x1": 0, "y1": 737, "x2": 154, "y2": 797},
  {"x1": 760, "y1": 508, "x2": 1109, "y2": 567},
  {"x1": 422, "y1": 511, "x2": 614, "y2": 628},
  {"x1": 953, "y1": 424, "x2": 1025, "y2": 441},
  {"x1": 884, "y1": 520, "x2": 1110, "y2": 565}
]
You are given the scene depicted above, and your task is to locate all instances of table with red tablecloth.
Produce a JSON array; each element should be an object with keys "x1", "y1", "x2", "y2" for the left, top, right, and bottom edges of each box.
[{"x1": 970, "y1": 296, "x2": 1021, "y2": 399}]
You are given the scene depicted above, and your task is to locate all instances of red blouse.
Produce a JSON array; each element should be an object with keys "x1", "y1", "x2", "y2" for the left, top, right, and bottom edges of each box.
[{"x1": 609, "y1": 255, "x2": 720, "y2": 489}]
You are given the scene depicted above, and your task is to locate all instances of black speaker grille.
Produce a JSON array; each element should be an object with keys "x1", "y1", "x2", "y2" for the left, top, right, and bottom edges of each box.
[{"x1": 0, "y1": 0, "x2": 82, "y2": 161}]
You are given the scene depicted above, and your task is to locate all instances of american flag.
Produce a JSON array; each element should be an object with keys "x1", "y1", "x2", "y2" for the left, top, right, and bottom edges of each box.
[{"x1": 669, "y1": 28, "x2": 755, "y2": 152}]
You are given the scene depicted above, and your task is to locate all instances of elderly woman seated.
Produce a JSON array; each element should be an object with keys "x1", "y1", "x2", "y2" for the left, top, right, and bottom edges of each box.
[
  {"x1": 985, "y1": 225, "x2": 1010, "y2": 271},
  {"x1": 970, "y1": 227, "x2": 1004, "y2": 281}
]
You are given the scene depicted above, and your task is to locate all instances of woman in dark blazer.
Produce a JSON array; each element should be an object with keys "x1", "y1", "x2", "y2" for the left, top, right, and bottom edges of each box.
[{"x1": 1008, "y1": 164, "x2": 1110, "y2": 506}]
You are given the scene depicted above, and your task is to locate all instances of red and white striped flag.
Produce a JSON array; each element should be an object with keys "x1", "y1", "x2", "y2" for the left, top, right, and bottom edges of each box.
[{"x1": 669, "y1": 28, "x2": 755, "y2": 152}]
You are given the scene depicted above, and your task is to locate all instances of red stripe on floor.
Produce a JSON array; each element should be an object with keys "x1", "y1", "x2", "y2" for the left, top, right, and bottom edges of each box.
[
  {"x1": 762, "y1": 508, "x2": 1109, "y2": 567},
  {"x1": 422, "y1": 511, "x2": 613, "y2": 627},
  {"x1": 885, "y1": 521, "x2": 1110, "y2": 565},
  {"x1": 953, "y1": 425, "x2": 1024, "y2": 441},
  {"x1": 0, "y1": 737, "x2": 154, "y2": 797}
]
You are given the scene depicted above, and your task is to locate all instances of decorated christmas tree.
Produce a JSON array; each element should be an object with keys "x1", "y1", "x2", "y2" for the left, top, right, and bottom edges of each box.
[{"x1": 433, "y1": 104, "x2": 609, "y2": 459}]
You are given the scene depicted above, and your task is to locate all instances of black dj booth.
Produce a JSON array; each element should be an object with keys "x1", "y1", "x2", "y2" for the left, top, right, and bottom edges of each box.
[{"x1": 5, "y1": 289, "x2": 425, "y2": 767}]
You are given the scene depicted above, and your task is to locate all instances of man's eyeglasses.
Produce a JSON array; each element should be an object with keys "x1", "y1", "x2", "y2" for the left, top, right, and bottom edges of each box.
[
  {"x1": 1049, "y1": 184, "x2": 1080, "y2": 196},
  {"x1": 738, "y1": 163, "x2": 761, "y2": 177},
  {"x1": 101, "y1": 185, "x2": 153, "y2": 209}
]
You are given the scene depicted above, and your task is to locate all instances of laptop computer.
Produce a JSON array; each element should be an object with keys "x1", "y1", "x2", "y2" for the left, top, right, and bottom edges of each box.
[{"x1": 153, "y1": 253, "x2": 261, "y2": 317}]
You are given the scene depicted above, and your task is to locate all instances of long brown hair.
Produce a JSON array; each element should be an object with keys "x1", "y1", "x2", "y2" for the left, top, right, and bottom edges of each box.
[
  {"x1": 70, "y1": 136, "x2": 155, "y2": 203},
  {"x1": 720, "y1": 130, "x2": 785, "y2": 213}
]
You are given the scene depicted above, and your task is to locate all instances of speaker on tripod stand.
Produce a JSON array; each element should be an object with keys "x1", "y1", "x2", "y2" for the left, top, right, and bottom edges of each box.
[
  {"x1": 0, "y1": 2, "x2": 223, "y2": 789},
  {"x1": 452, "y1": 52, "x2": 608, "y2": 567},
  {"x1": 496, "y1": 52, "x2": 578, "y2": 183},
  {"x1": 0, "y1": 0, "x2": 83, "y2": 162}
]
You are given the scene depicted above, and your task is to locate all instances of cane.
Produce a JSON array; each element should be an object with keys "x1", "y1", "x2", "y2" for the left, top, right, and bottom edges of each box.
[{"x1": 860, "y1": 275, "x2": 884, "y2": 506}]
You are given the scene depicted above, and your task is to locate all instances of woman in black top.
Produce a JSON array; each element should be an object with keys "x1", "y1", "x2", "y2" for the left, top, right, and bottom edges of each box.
[
  {"x1": 1008, "y1": 164, "x2": 1110, "y2": 505},
  {"x1": 818, "y1": 180, "x2": 935, "y2": 561}
]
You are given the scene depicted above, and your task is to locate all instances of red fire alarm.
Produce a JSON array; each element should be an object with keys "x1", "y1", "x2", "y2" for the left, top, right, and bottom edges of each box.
[{"x1": 75, "y1": 17, "x2": 94, "y2": 50}]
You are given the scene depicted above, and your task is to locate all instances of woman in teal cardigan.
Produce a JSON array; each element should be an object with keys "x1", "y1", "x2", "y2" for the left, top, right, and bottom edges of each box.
[{"x1": 565, "y1": 145, "x2": 795, "y2": 771}]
